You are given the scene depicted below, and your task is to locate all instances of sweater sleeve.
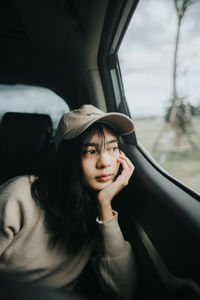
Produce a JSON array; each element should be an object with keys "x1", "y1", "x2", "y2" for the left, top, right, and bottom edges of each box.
[
  {"x1": 92, "y1": 211, "x2": 138, "y2": 300},
  {"x1": 0, "y1": 182, "x2": 23, "y2": 256}
]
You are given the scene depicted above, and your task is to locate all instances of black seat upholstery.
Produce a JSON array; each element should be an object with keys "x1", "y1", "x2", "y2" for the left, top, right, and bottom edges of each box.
[{"x1": 0, "y1": 112, "x2": 55, "y2": 184}]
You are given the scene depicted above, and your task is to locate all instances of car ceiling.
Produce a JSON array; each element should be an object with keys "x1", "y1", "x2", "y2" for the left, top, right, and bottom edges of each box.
[{"x1": 0, "y1": 0, "x2": 136, "y2": 108}]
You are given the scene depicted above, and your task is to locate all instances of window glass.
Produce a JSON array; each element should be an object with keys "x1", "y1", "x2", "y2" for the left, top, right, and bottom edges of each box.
[
  {"x1": 119, "y1": 0, "x2": 200, "y2": 194},
  {"x1": 0, "y1": 84, "x2": 69, "y2": 129}
]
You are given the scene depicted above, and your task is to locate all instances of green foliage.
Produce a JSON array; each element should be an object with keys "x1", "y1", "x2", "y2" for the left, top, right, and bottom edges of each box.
[
  {"x1": 191, "y1": 105, "x2": 200, "y2": 116},
  {"x1": 165, "y1": 99, "x2": 192, "y2": 134}
]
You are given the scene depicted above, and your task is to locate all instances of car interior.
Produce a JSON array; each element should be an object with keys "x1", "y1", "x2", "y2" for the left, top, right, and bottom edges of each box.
[
  {"x1": 0, "y1": 112, "x2": 54, "y2": 184},
  {"x1": 0, "y1": 0, "x2": 199, "y2": 299}
]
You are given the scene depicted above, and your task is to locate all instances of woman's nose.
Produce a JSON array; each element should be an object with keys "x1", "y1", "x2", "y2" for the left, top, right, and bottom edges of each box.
[{"x1": 96, "y1": 152, "x2": 111, "y2": 169}]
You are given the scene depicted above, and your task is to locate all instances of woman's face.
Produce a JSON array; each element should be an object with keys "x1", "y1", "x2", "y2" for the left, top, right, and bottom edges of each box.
[{"x1": 81, "y1": 127, "x2": 120, "y2": 192}]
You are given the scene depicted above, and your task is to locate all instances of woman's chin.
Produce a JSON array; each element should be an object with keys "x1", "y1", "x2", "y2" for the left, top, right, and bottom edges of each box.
[{"x1": 92, "y1": 180, "x2": 113, "y2": 192}]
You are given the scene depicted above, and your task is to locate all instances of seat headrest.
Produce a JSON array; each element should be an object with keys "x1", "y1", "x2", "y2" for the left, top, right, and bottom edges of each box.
[{"x1": 0, "y1": 112, "x2": 53, "y2": 161}]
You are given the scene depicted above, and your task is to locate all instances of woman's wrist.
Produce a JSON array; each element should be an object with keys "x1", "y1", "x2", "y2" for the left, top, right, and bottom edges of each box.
[{"x1": 97, "y1": 201, "x2": 113, "y2": 221}]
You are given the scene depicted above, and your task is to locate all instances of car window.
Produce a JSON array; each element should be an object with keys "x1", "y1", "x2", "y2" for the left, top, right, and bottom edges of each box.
[
  {"x1": 119, "y1": 0, "x2": 200, "y2": 194},
  {"x1": 0, "y1": 84, "x2": 69, "y2": 129}
]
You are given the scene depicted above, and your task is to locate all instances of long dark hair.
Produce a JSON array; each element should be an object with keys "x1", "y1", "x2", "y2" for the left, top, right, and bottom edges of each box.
[{"x1": 31, "y1": 122, "x2": 124, "y2": 254}]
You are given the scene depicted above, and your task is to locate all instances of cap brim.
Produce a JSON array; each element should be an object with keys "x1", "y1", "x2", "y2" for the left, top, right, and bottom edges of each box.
[{"x1": 64, "y1": 112, "x2": 134, "y2": 140}]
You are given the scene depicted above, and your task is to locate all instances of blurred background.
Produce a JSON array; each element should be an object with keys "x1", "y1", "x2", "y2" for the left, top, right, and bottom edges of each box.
[{"x1": 119, "y1": 0, "x2": 200, "y2": 194}]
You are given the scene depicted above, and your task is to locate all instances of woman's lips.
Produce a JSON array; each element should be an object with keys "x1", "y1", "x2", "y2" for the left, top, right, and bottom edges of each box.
[{"x1": 96, "y1": 174, "x2": 113, "y2": 182}]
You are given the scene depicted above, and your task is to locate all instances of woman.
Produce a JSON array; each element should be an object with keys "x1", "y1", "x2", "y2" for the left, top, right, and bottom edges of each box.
[{"x1": 0, "y1": 104, "x2": 137, "y2": 300}]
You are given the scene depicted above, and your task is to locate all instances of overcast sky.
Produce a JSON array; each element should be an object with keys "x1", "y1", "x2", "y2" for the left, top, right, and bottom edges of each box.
[{"x1": 119, "y1": 0, "x2": 200, "y2": 118}]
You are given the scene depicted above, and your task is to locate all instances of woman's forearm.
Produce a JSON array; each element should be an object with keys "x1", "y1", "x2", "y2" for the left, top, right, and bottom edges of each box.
[{"x1": 97, "y1": 201, "x2": 113, "y2": 221}]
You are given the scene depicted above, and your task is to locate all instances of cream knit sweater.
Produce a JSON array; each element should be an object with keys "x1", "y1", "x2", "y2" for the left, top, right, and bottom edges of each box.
[{"x1": 0, "y1": 176, "x2": 137, "y2": 300}]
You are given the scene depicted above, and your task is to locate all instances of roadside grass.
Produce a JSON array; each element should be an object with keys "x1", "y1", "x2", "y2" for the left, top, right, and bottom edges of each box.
[{"x1": 133, "y1": 116, "x2": 200, "y2": 194}]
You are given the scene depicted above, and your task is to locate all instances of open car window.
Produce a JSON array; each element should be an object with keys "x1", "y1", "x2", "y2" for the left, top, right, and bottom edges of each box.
[
  {"x1": 119, "y1": 0, "x2": 200, "y2": 195},
  {"x1": 0, "y1": 84, "x2": 69, "y2": 130}
]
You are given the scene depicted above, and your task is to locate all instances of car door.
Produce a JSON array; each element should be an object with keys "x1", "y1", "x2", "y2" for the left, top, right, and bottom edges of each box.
[{"x1": 97, "y1": 0, "x2": 200, "y2": 299}]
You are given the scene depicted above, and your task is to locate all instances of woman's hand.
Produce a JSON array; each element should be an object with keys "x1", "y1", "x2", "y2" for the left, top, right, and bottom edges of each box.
[{"x1": 97, "y1": 153, "x2": 135, "y2": 221}]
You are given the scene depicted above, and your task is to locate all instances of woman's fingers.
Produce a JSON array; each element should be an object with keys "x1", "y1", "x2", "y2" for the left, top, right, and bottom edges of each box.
[
  {"x1": 119, "y1": 152, "x2": 134, "y2": 175},
  {"x1": 97, "y1": 153, "x2": 135, "y2": 205},
  {"x1": 116, "y1": 153, "x2": 135, "y2": 187}
]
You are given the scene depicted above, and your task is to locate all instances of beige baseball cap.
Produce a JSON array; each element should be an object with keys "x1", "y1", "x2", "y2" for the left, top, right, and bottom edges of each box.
[{"x1": 55, "y1": 104, "x2": 134, "y2": 150}]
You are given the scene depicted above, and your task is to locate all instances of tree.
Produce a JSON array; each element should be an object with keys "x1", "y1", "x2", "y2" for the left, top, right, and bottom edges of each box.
[
  {"x1": 153, "y1": 0, "x2": 199, "y2": 153},
  {"x1": 168, "y1": 0, "x2": 197, "y2": 146}
]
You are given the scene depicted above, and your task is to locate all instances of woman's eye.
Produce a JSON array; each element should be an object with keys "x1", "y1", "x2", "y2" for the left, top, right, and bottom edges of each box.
[
  {"x1": 83, "y1": 149, "x2": 96, "y2": 156},
  {"x1": 88, "y1": 150, "x2": 96, "y2": 155},
  {"x1": 110, "y1": 146, "x2": 119, "y2": 152}
]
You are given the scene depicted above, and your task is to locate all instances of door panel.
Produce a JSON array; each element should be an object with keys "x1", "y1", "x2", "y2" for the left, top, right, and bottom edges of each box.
[{"x1": 115, "y1": 144, "x2": 200, "y2": 299}]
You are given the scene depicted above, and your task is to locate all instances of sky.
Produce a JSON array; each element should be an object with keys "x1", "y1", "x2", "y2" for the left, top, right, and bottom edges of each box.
[{"x1": 119, "y1": 0, "x2": 200, "y2": 118}]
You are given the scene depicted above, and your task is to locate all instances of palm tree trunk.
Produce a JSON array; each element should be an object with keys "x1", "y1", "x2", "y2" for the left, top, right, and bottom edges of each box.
[{"x1": 170, "y1": 15, "x2": 182, "y2": 146}]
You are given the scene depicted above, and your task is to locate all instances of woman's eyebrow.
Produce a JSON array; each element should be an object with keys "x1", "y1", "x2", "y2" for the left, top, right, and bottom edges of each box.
[
  {"x1": 83, "y1": 142, "x2": 98, "y2": 147},
  {"x1": 84, "y1": 139, "x2": 118, "y2": 147},
  {"x1": 107, "y1": 139, "x2": 118, "y2": 145}
]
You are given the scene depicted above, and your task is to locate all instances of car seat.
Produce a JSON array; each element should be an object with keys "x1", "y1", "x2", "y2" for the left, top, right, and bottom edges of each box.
[{"x1": 0, "y1": 112, "x2": 55, "y2": 184}]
